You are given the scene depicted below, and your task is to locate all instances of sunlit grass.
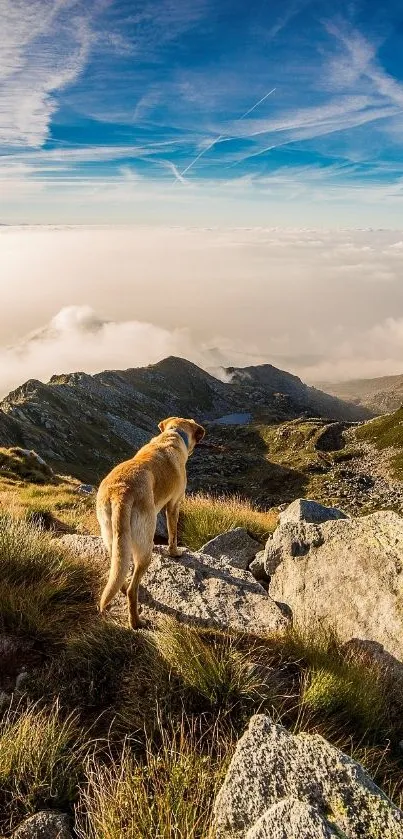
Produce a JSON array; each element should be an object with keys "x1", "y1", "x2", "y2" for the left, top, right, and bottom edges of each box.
[{"x1": 179, "y1": 492, "x2": 277, "y2": 550}]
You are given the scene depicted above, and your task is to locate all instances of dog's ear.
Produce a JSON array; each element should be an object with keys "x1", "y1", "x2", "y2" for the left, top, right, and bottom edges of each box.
[
  {"x1": 158, "y1": 417, "x2": 175, "y2": 432},
  {"x1": 194, "y1": 423, "x2": 205, "y2": 443}
]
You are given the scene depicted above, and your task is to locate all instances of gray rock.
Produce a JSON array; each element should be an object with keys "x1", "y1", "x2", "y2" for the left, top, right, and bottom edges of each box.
[
  {"x1": 59, "y1": 534, "x2": 108, "y2": 560},
  {"x1": 212, "y1": 714, "x2": 403, "y2": 839},
  {"x1": 155, "y1": 510, "x2": 168, "y2": 542},
  {"x1": 264, "y1": 521, "x2": 326, "y2": 575},
  {"x1": 279, "y1": 498, "x2": 348, "y2": 526},
  {"x1": 60, "y1": 535, "x2": 288, "y2": 634},
  {"x1": 248, "y1": 550, "x2": 270, "y2": 582},
  {"x1": 15, "y1": 671, "x2": 28, "y2": 691},
  {"x1": 12, "y1": 811, "x2": 72, "y2": 839},
  {"x1": 270, "y1": 510, "x2": 403, "y2": 661},
  {"x1": 264, "y1": 500, "x2": 348, "y2": 576},
  {"x1": 199, "y1": 528, "x2": 262, "y2": 570},
  {"x1": 76, "y1": 483, "x2": 94, "y2": 495}
]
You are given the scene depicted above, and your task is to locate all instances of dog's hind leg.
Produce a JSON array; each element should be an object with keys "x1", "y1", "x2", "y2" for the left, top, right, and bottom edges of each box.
[{"x1": 126, "y1": 509, "x2": 156, "y2": 629}]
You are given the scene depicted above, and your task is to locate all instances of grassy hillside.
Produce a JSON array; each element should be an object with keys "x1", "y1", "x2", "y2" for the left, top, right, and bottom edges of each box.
[
  {"x1": 0, "y1": 512, "x2": 402, "y2": 837},
  {"x1": 356, "y1": 407, "x2": 403, "y2": 478}
]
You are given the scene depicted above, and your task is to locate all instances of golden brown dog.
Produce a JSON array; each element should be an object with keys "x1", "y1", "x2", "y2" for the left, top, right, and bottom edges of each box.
[{"x1": 97, "y1": 416, "x2": 205, "y2": 629}]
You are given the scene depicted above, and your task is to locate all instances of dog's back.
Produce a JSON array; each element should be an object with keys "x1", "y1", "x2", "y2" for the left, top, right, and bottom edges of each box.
[{"x1": 97, "y1": 416, "x2": 205, "y2": 628}]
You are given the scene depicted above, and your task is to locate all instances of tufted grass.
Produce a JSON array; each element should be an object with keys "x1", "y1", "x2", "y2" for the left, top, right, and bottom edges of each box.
[
  {"x1": 179, "y1": 492, "x2": 277, "y2": 550},
  {"x1": 76, "y1": 722, "x2": 229, "y2": 839},
  {"x1": 0, "y1": 512, "x2": 99, "y2": 645},
  {"x1": 153, "y1": 618, "x2": 265, "y2": 707},
  {"x1": 0, "y1": 702, "x2": 83, "y2": 832}
]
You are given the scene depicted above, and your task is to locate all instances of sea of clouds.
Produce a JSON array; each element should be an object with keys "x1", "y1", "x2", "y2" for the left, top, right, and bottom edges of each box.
[{"x1": 1, "y1": 225, "x2": 403, "y2": 398}]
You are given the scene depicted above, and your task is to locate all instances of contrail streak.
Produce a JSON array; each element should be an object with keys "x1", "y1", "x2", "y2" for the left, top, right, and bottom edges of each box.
[
  {"x1": 180, "y1": 135, "x2": 224, "y2": 176},
  {"x1": 239, "y1": 88, "x2": 276, "y2": 119},
  {"x1": 178, "y1": 87, "x2": 276, "y2": 177}
]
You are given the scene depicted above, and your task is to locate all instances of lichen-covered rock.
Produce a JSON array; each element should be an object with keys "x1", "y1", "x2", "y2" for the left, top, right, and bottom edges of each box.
[
  {"x1": 199, "y1": 528, "x2": 261, "y2": 570},
  {"x1": 12, "y1": 811, "x2": 72, "y2": 839},
  {"x1": 269, "y1": 510, "x2": 403, "y2": 661},
  {"x1": 59, "y1": 535, "x2": 288, "y2": 634},
  {"x1": 212, "y1": 715, "x2": 403, "y2": 839}
]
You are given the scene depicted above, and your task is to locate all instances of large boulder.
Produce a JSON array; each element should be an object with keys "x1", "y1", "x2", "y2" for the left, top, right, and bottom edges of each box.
[
  {"x1": 269, "y1": 510, "x2": 403, "y2": 661},
  {"x1": 264, "y1": 499, "x2": 348, "y2": 576},
  {"x1": 12, "y1": 811, "x2": 72, "y2": 839},
  {"x1": 199, "y1": 528, "x2": 262, "y2": 570},
  {"x1": 60, "y1": 535, "x2": 288, "y2": 635},
  {"x1": 212, "y1": 714, "x2": 403, "y2": 839}
]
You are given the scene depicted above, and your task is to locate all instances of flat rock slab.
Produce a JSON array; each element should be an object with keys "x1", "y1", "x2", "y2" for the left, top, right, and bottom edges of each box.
[
  {"x1": 269, "y1": 510, "x2": 403, "y2": 661},
  {"x1": 59, "y1": 535, "x2": 288, "y2": 634},
  {"x1": 213, "y1": 714, "x2": 403, "y2": 839}
]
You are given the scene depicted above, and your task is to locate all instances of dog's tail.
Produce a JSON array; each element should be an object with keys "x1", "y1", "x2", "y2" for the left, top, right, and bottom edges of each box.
[{"x1": 99, "y1": 497, "x2": 132, "y2": 613}]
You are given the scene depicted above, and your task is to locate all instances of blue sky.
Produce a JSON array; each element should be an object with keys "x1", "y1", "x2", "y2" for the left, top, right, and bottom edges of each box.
[{"x1": 1, "y1": 0, "x2": 403, "y2": 225}]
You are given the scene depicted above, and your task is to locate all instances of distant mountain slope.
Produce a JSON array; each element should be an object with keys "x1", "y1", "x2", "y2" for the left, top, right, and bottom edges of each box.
[
  {"x1": 317, "y1": 374, "x2": 403, "y2": 415},
  {"x1": 0, "y1": 356, "x2": 370, "y2": 482},
  {"x1": 227, "y1": 363, "x2": 371, "y2": 422}
]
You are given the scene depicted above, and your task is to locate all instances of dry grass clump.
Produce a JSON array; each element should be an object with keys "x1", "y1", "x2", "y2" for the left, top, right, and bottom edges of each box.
[
  {"x1": 153, "y1": 619, "x2": 265, "y2": 707},
  {"x1": 0, "y1": 447, "x2": 54, "y2": 483},
  {"x1": 0, "y1": 512, "x2": 99, "y2": 645},
  {"x1": 0, "y1": 702, "x2": 82, "y2": 832},
  {"x1": 179, "y1": 492, "x2": 277, "y2": 550},
  {"x1": 0, "y1": 475, "x2": 97, "y2": 533},
  {"x1": 76, "y1": 723, "x2": 228, "y2": 839}
]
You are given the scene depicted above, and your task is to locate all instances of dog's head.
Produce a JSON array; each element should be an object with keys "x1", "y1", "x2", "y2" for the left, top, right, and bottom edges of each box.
[{"x1": 158, "y1": 416, "x2": 205, "y2": 453}]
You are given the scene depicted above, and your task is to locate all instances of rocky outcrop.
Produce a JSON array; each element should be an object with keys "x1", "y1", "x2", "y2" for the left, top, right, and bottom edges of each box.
[
  {"x1": 11, "y1": 811, "x2": 72, "y2": 839},
  {"x1": 212, "y1": 714, "x2": 403, "y2": 839},
  {"x1": 60, "y1": 535, "x2": 288, "y2": 634},
  {"x1": 199, "y1": 528, "x2": 261, "y2": 570},
  {"x1": 269, "y1": 509, "x2": 403, "y2": 660},
  {"x1": 263, "y1": 499, "x2": 347, "y2": 576}
]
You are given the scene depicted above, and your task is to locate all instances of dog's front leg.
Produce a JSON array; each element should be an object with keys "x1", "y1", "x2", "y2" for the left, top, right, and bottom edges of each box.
[{"x1": 166, "y1": 498, "x2": 185, "y2": 557}]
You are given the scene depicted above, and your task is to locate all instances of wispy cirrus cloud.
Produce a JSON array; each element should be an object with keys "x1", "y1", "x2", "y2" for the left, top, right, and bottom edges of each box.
[
  {"x1": 1, "y1": 0, "x2": 403, "y2": 224},
  {"x1": 0, "y1": 0, "x2": 96, "y2": 147}
]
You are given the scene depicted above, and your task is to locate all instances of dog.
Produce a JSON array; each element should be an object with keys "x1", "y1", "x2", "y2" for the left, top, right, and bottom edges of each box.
[{"x1": 97, "y1": 416, "x2": 205, "y2": 629}]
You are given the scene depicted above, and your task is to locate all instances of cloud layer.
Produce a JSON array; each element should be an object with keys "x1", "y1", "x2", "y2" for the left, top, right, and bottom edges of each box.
[{"x1": 1, "y1": 226, "x2": 403, "y2": 397}]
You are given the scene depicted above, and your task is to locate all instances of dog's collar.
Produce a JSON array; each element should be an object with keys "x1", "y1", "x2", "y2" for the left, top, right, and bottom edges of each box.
[{"x1": 173, "y1": 428, "x2": 189, "y2": 449}]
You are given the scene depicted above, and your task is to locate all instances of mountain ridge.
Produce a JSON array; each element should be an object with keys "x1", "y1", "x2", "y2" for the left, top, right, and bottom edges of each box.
[{"x1": 0, "y1": 356, "x2": 372, "y2": 483}]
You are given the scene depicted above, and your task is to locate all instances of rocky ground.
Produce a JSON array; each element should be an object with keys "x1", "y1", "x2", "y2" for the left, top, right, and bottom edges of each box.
[{"x1": 321, "y1": 432, "x2": 403, "y2": 515}]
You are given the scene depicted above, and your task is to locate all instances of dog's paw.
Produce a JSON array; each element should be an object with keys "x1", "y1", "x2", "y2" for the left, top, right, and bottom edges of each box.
[
  {"x1": 129, "y1": 617, "x2": 147, "y2": 630},
  {"x1": 168, "y1": 545, "x2": 186, "y2": 558}
]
